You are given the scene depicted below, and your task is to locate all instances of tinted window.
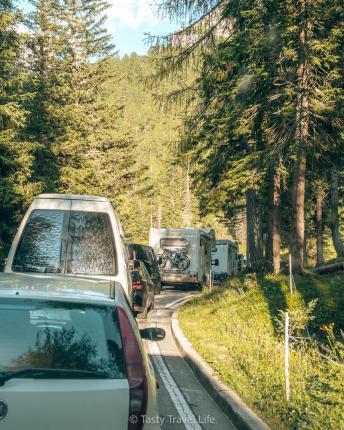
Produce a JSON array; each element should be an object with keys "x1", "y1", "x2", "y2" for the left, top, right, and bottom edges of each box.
[
  {"x1": 0, "y1": 299, "x2": 126, "y2": 379},
  {"x1": 13, "y1": 210, "x2": 66, "y2": 273},
  {"x1": 67, "y1": 212, "x2": 115, "y2": 275},
  {"x1": 160, "y1": 238, "x2": 188, "y2": 247},
  {"x1": 13, "y1": 210, "x2": 116, "y2": 276},
  {"x1": 131, "y1": 245, "x2": 146, "y2": 261},
  {"x1": 128, "y1": 245, "x2": 156, "y2": 275}
]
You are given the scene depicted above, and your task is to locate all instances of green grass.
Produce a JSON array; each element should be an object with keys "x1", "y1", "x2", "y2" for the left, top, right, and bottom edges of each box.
[{"x1": 179, "y1": 273, "x2": 344, "y2": 430}]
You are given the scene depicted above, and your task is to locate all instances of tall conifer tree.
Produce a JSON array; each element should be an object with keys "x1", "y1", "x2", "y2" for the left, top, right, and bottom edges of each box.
[{"x1": 0, "y1": 1, "x2": 36, "y2": 259}]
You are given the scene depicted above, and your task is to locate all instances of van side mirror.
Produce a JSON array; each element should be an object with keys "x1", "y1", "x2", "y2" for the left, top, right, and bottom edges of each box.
[
  {"x1": 140, "y1": 327, "x2": 166, "y2": 341},
  {"x1": 212, "y1": 259, "x2": 219, "y2": 266}
]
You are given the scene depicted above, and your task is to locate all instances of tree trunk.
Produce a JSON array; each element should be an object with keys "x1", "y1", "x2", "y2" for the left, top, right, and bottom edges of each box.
[
  {"x1": 316, "y1": 190, "x2": 325, "y2": 266},
  {"x1": 266, "y1": 169, "x2": 281, "y2": 274},
  {"x1": 246, "y1": 189, "x2": 256, "y2": 269},
  {"x1": 303, "y1": 233, "x2": 309, "y2": 267},
  {"x1": 291, "y1": 1, "x2": 310, "y2": 273},
  {"x1": 157, "y1": 204, "x2": 162, "y2": 228},
  {"x1": 183, "y1": 160, "x2": 192, "y2": 227},
  {"x1": 256, "y1": 208, "x2": 264, "y2": 266},
  {"x1": 329, "y1": 165, "x2": 344, "y2": 257},
  {"x1": 265, "y1": 227, "x2": 272, "y2": 270},
  {"x1": 292, "y1": 151, "x2": 307, "y2": 273},
  {"x1": 272, "y1": 169, "x2": 281, "y2": 273}
]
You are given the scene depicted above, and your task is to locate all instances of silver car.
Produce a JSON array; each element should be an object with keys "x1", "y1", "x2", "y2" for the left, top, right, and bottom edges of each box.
[{"x1": 0, "y1": 273, "x2": 163, "y2": 429}]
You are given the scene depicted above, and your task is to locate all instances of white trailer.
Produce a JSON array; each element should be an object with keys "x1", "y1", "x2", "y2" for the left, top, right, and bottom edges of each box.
[
  {"x1": 211, "y1": 239, "x2": 239, "y2": 282},
  {"x1": 149, "y1": 228, "x2": 215, "y2": 288}
]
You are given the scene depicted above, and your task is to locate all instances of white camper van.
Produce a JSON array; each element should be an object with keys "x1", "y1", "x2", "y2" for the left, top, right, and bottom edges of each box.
[
  {"x1": 4, "y1": 194, "x2": 132, "y2": 299},
  {"x1": 149, "y1": 227, "x2": 215, "y2": 288},
  {"x1": 211, "y1": 239, "x2": 239, "y2": 282}
]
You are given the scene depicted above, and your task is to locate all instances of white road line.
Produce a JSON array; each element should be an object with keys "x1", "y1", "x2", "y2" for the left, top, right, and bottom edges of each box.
[{"x1": 149, "y1": 341, "x2": 202, "y2": 430}]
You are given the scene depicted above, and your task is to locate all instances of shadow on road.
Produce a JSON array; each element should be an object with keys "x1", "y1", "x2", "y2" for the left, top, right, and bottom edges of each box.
[{"x1": 162, "y1": 283, "x2": 200, "y2": 293}]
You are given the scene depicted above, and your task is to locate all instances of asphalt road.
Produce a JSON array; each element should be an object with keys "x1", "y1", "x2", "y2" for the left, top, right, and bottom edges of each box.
[{"x1": 139, "y1": 284, "x2": 237, "y2": 430}]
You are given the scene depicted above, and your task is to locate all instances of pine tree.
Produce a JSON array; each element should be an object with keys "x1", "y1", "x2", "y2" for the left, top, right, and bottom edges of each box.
[
  {"x1": 26, "y1": 0, "x2": 63, "y2": 191},
  {"x1": 154, "y1": 0, "x2": 344, "y2": 271},
  {"x1": 0, "y1": 1, "x2": 36, "y2": 260},
  {"x1": 53, "y1": 0, "x2": 115, "y2": 193}
]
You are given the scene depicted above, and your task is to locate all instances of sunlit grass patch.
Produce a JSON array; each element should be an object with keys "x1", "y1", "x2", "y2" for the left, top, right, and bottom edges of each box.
[{"x1": 179, "y1": 273, "x2": 344, "y2": 430}]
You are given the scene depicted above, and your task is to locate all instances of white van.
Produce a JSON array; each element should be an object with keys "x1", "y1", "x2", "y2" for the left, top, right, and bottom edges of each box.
[
  {"x1": 149, "y1": 227, "x2": 215, "y2": 288},
  {"x1": 211, "y1": 239, "x2": 239, "y2": 282},
  {"x1": 4, "y1": 194, "x2": 132, "y2": 299}
]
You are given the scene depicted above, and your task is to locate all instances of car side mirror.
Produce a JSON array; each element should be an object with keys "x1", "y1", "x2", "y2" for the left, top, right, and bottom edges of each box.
[
  {"x1": 212, "y1": 259, "x2": 219, "y2": 266},
  {"x1": 140, "y1": 327, "x2": 166, "y2": 341}
]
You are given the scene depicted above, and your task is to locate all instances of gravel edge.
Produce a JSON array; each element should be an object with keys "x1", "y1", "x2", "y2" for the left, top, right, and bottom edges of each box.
[{"x1": 171, "y1": 305, "x2": 271, "y2": 430}]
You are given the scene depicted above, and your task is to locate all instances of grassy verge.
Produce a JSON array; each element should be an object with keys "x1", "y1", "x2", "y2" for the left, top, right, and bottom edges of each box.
[{"x1": 179, "y1": 273, "x2": 344, "y2": 430}]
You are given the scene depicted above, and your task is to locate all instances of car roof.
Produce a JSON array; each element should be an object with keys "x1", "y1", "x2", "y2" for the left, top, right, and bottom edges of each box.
[
  {"x1": 0, "y1": 273, "x2": 127, "y2": 306},
  {"x1": 36, "y1": 193, "x2": 109, "y2": 202}
]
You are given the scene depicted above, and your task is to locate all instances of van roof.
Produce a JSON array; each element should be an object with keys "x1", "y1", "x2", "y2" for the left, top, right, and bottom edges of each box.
[{"x1": 36, "y1": 193, "x2": 109, "y2": 202}]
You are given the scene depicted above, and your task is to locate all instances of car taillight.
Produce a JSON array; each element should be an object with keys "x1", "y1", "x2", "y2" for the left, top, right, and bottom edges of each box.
[
  {"x1": 117, "y1": 306, "x2": 148, "y2": 430},
  {"x1": 132, "y1": 280, "x2": 144, "y2": 291}
]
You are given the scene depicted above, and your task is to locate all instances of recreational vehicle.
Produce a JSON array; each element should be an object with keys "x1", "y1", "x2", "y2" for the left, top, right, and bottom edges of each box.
[
  {"x1": 211, "y1": 239, "x2": 239, "y2": 282},
  {"x1": 149, "y1": 228, "x2": 215, "y2": 288}
]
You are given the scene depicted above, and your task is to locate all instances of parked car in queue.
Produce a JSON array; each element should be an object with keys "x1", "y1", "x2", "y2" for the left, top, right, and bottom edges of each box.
[{"x1": 0, "y1": 273, "x2": 164, "y2": 430}]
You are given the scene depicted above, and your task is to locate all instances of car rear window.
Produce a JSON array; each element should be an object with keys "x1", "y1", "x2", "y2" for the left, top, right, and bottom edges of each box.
[
  {"x1": 129, "y1": 245, "x2": 146, "y2": 261},
  {"x1": 12, "y1": 210, "x2": 67, "y2": 274},
  {"x1": 160, "y1": 238, "x2": 189, "y2": 248},
  {"x1": 128, "y1": 245, "x2": 157, "y2": 275},
  {"x1": 13, "y1": 210, "x2": 116, "y2": 275},
  {"x1": 67, "y1": 212, "x2": 115, "y2": 275},
  {"x1": 0, "y1": 299, "x2": 126, "y2": 379}
]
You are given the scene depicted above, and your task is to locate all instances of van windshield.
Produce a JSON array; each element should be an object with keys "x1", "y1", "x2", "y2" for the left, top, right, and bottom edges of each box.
[
  {"x1": 0, "y1": 299, "x2": 126, "y2": 379},
  {"x1": 12, "y1": 210, "x2": 116, "y2": 275}
]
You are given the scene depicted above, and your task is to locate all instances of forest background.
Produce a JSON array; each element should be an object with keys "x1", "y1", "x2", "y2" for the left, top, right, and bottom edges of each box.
[{"x1": 0, "y1": 0, "x2": 343, "y2": 274}]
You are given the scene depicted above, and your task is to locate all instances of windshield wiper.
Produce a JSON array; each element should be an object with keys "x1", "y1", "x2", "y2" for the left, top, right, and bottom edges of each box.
[{"x1": 0, "y1": 368, "x2": 109, "y2": 387}]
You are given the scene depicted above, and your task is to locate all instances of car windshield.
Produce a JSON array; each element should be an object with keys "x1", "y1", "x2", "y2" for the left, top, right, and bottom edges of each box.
[
  {"x1": 12, "y1": 210, "x2": 116, "y2": 275},
  {"x1": 0, "y1": 299, "x2": 126, "y2": 379}
]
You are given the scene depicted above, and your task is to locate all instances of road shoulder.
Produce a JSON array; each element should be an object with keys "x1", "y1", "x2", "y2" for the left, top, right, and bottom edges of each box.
[{"x1": 171, "y1": 306, "x2": 270, "y2": 430}]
